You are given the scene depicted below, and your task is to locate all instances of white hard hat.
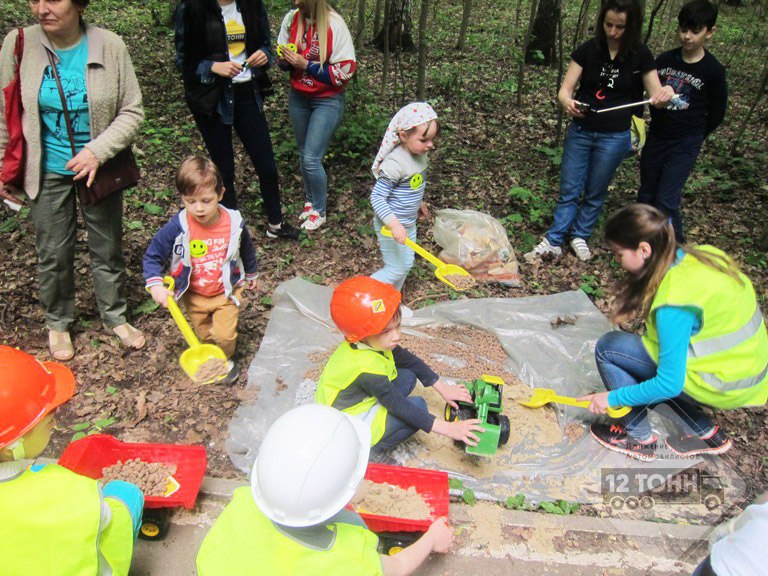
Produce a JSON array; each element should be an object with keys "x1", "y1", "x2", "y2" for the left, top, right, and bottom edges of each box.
[{"x1": 251, "y1": 404, "x2": 371, "y2": 527}]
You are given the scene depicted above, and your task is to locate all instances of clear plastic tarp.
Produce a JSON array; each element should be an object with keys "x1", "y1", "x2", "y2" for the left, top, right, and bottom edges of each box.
[{"x1": 227, "y1": 278, "x2": 745, "y2": 505}]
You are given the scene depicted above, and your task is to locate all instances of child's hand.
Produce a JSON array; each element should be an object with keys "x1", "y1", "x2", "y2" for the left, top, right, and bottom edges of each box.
[
  {"x1": 418, "y1": 202, "x2": 430, "y2": 220},
  {"x1": 651, "y1": 85, "x2": 675, "y2": 108},
  {"x1": 433, "y1": 380, "x2": 472, "y2": 408},
  {"x1": 389, "y1": 221, "x2": 408, "y2": 244},
  {"x1": 149, "y1": 285, "x2": 172, "y2": 308},
  {"x1": 576, "y1": 391, "x2": 611, "y2": 414},
  {"x1": 432, "y1": 418, "x2": 484, "y2": 446},
  {"x1": 425, "y1": 517, "x2": 454, "y2": 553},
  {"x1": 245, "y1": 50, "x2": 268, "y2": 69}
]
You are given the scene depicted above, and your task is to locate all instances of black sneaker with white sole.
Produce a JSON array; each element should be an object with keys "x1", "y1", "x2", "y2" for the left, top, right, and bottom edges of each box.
[
  {"x1": 590, "y1": 423, "x2": 658, "y2": 461},
  {"x1": 266, "y1": 222, "x2": 300, "y2": 240},
  {"x1": 665, "y1": 426, "x2": 732, "y2": 456}
]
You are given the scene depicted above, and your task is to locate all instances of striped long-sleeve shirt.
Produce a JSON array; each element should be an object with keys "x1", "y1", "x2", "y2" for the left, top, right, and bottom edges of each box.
[{"x1": 370, "y1": 146, "x2": 429, "y2": 226}]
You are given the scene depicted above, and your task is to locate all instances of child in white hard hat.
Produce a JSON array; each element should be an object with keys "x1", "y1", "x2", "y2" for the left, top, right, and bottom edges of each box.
[{"x1": 197, "y1": 404, "x2": 455, "y2": 575}]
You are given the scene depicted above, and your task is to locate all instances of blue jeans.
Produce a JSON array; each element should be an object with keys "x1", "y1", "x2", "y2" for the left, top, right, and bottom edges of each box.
[
  {"x1": 595, "y1": 331, "x2": 714, "y2": 440},
  {"x1": 371, "y1": 217, "x2": 417, "y2": 291},
  {"x1": 638, "y1": 133, "x2": 704, "y2": 244},
  {"x1": 288, "y1": 90, "x2": 345, "y2": 217},
  {"x1": 546, "y1": 123, "x2": 630, "y2": 246},
  {"x1": 375, "y1": 369, "x2": 428, "y2": 451}
]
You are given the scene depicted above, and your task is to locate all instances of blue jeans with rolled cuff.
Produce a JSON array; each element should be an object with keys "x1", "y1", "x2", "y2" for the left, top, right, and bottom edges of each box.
[{"x1": 375, "y1": 369, "x2": 429, "y2": 451}]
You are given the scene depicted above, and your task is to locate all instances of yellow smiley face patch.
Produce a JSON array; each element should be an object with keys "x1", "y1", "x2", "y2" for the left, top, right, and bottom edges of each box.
[
  {"x1": 410, "y1": 173, "x2": 424, "y2": 189},
  {"x1": 190, "y1": 240, "x2": 208, "y2": 258}
]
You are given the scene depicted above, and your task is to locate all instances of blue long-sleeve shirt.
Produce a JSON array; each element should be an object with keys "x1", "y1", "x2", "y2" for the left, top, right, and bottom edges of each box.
[{"x1": 608, "y1": 307, "x2": 699, "y2": 407}]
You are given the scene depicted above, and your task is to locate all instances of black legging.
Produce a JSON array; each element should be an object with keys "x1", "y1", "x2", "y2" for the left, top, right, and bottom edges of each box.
[{"x1": 192, "y1": 82, "x2": 282, "y2": 223}]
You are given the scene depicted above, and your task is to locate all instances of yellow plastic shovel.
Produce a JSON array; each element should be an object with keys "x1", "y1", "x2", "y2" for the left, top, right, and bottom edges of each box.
[
  {"x1": 162, "y1": 276, "x2": 228, "y2": 384},
  {"x1": 518, "y1": 388, "x2": 631, "y2": 419},
  {"x1": 380, "y1": 226, "x2": 476, "y2": 291}
]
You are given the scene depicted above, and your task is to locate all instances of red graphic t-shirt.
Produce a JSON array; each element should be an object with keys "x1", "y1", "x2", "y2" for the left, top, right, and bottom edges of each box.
[{"x1": 187, "y1": 209, "x2": 231, "y2": 296}]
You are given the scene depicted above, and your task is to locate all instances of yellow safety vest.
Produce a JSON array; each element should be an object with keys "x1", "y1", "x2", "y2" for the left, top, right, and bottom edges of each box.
[
  {"x1": 315, "y1": 341, "x2": 396, "y2": 445},
  {"x1": 0, "y1": 464, "x2": 134, "y2": 576},
  {"x1": 197, "y1": 486, "x2": 383, "y2": 576},
  {"x1": 642, "y1": 246, "x2": 768, "y2": 409}
]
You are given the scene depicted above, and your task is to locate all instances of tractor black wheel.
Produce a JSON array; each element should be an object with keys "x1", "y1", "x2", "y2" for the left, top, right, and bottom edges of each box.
[
  {"x1": 497, "y1": 415, "x2": 511, "y2": 445},
  {"x1": 445, "y1": 403, "x2": 457, "y2": 422}
]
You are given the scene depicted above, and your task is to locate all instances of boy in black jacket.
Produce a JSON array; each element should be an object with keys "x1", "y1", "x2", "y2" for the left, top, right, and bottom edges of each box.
[{"x1": 637, "y1": 0, "x2": 727, "y2": 243}]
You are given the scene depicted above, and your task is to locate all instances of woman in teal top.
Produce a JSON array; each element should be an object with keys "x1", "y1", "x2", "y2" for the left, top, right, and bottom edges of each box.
[
  {"x1": 0, "y1": 0, "x2": 145, "y2": 360},
  {"x1": 579, "y1": 204, "x2": 768, "y2": 461}
]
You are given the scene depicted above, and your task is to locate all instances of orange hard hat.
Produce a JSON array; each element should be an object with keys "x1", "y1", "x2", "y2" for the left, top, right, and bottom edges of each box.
[
  {"x1": 0, "y1": 345, "x2": 76, "y2": 449},
  {"x1": 330, "y1": 277, "x2": 402, "y2": 342}
]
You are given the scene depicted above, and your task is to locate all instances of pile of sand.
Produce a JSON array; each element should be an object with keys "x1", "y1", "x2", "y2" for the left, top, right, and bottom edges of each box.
[{"x1": 351, "y1": 479, "x2": 431, "y2": 520}]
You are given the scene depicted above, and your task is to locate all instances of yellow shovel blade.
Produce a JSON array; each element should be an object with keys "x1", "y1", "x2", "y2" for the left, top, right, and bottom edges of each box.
[{"x1": 180, "y1": 344, "x2": 228, "y2": 384}]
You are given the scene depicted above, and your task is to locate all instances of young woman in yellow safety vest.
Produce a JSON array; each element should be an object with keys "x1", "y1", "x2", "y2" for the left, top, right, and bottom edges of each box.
[
  {"x1": 579, "y1": 204, "x2": 768, "y2": 461},
  {"x1": 0, "y1": 345, "x2": 144, "y2": 576},
  {"x1": 197, "y1": 404, "x2": 455, "y2": 575}
]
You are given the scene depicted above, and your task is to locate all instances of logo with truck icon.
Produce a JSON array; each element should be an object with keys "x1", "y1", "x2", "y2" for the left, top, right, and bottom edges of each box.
[{"x1": 601, "y1": 467, "x2": 724, "y2": 510}]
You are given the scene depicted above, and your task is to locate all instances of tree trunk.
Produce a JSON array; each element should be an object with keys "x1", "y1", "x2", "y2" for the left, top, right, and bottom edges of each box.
[
  {"x1": 513, "y1": 0, "x2": 524, "y2": 33},
  {"x1": 572, "y1": 0, "x2": 592, "y2": 50},
  {"x1": 354, "y1": 0, "x2": 367, "y2": 49},
  {"x1": 373, "y1": 0, "x2": 384, "y2": 41},
  {"x1": 555, "y1": 2, "x2": 565, "y2": 144},
  {"x1": 526, "y1": 0, "x2": 560, "y2": 64},
  {"x1": 730, "y1": 58, "x2": 768, "y2": 155},
  {"x1": 373, "y1": 0, "x2": 415, "y2": 52},
  {"x1": 516, "y1": 0, "x2": 539, "y2": 106},
  {"x1": 456, "y1": 0, "x2": 472, "y2": 50},
  {"x1": 643, "y1": 0, "x2": 669, "y2": 44},
  {"x1": 380, "y1": 0, "x2": 391, "y2": 96},
  {"x1": 416, "y1": 0, "x2": 430, "y2": 99}
]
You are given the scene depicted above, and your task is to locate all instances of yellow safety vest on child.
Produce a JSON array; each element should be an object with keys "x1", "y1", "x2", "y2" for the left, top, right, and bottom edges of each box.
[
  {"x1": 0, "y1": 464, "x2": 135, "y2": 576},
  {"x1": 197, "y1": 486, "x2": 383, "y2": 576},
  {"x1": 642, "y1": 246, "x2": 768, "y2": 409},
  {"x1": 315, "y1": 341, "x2": 397, "y2": 445}
]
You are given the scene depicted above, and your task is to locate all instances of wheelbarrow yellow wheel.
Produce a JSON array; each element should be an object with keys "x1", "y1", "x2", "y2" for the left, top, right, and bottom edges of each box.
[
  {"x1": 140, "y1": 522, "x2": 161, "y2": 539},
  {"x1": 388, "y1": 546, "x2": 404, "y2": 556}
]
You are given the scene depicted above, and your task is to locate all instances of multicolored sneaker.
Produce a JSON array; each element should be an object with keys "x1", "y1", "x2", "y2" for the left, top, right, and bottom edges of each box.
[
  {"x1": 524, "y1": 237, "x2": 562, "y2": 261},
  {"x1": 299, "y1": 202, "x2": 314, "y2": 221},
  {"x1": 590, "y1": 423, "x2": 658, "y2": 461},
  {"x1": 570, "y1": 238, "x2": 592, "y2": 261},
  {"x1": 301, "y1": 212, "x2": 326, "y2": 231},
  {"x1": 665, "y1": 426, "x2": 732, "y2": 456}
]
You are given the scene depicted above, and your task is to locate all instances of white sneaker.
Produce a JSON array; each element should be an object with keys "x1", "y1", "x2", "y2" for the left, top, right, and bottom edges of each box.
[
  {"x1": 301, "y1": 212, "x2": 326, "y2": 231},
  {"x1": 299, "y1": 202, "x2": 313, "y2": 221},
  {"x1": 524, "y1": 237, "x2": 562, "y2": 260},
  {"x1": 570, "y1": 238, "x2": 592, "y2": 261}
]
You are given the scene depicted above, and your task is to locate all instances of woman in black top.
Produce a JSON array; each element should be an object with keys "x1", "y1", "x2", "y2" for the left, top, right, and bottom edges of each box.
[
  {"x1": 175, "y1": 0, "x2": 298, "y2": 239},
  {"x1": 526, "y1": 0, "x2": 673, "y2": 262}
]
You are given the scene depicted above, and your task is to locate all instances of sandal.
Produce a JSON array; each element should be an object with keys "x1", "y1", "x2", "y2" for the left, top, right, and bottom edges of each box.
[
  {"x1": 49, "y1": 330, "x2": 75, "y2": 361},
  {"x1": 112, "y1": 323, "x2": 146, "y2": 350}
]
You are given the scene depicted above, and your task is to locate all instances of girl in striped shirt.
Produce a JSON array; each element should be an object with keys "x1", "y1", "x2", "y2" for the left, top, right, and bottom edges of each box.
[{"x1": 370, "y1": 103, "x2": 440, "y2": 290}]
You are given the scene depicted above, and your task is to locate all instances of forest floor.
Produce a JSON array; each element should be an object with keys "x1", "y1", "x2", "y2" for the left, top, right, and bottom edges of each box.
[{"x1": 1, "y1": 0, "x2": 766, "y2": 528}]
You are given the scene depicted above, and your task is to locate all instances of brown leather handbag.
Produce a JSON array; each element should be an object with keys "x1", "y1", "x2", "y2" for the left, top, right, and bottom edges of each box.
[{"x1": 46, "y1": 49, "x2": 140, "y2": 204}]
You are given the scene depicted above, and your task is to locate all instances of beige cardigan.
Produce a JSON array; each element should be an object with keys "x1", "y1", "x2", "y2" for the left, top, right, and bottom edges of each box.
[{"x1": 0, "y1": 23, "x2": 144, "y2": 200}]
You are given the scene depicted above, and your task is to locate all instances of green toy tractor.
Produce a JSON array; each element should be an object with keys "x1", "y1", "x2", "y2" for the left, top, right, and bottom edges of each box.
[{"x1": 444, "y1": 374, "x2": 511, "y2": 457}]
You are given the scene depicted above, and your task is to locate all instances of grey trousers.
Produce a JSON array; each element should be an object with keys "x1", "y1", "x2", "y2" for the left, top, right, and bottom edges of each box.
[{"x1": 29, "y1": 172, "x2": 127, "y2": 331}]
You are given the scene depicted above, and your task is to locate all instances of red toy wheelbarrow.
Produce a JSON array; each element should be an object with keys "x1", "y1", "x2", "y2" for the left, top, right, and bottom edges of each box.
[
  {"x1": 353, "y1": 463, "x2": 449, "y2": 555},
  {"x1": 58, "y1": 434, "x2": 207, "y2": 539}
]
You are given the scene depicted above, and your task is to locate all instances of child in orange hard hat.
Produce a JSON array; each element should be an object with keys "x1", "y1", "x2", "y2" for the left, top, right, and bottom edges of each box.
[
  {"x1": 315, "y1": 276, "x2": 484, "y2": 452},
  {"x1": 0, "y1": 345, "x2": 144, "y2": 576}
]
